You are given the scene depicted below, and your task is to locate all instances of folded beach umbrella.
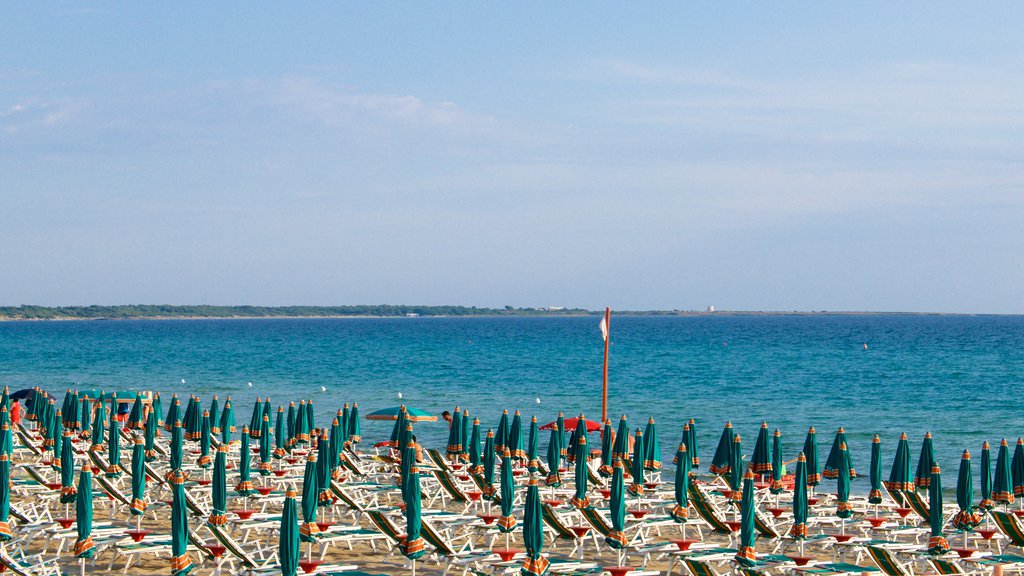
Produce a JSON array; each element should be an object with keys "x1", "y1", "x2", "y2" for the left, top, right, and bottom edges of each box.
[
  {"x1": 629, "y1": 428, "x2": 646, "y2": 496},
  {"x1": 299, "y1": 451, "x2": 321, "y2": 542},
  {"x1": 60, "y1": 430, "x2": 77, "y2": 505},
  {"x1": 50, "y1": 410, "x2": 63, "y2": 470},
  {"x1": 74, "y1": 468, "x2": 95, "y2": 559},
  {"x1": 258, "y1": 414, "x2": 272, "y2": 476},
  {"x1": 274, "y1": 406, "x2": 287, "y2": 459},
  {"x1": 498, "y1": 447, "x2": 517, "y2": 533},
  {"x1": 287, "y1": 402, "x2": 297, "y2": 446},
  {"x1": 914, "y1": 432, "x2": 935, "y2": 489},
  {"x1": 709, "y1": 421, "x2": 734, "y2": 475},
  {"x1": 208, "y1": 444, "x2": 228, "y2": 527},
  {"x1": 446, "y1": 406, "x2": 464, "y2": 458},
  {"x1": 219, "y1": 397, "x2": 235, "y2": 443},
  {"x1": 1012, "y1": 438, "x2": 1024, "y2": 500},
  {"x1": 802, "y1": 426, "x2": 819, "y2": 483},
  {"x1": 994, "y1": 439, "x2": 1014, "y2": 505},
  {"x1": 388, "y1": 406, "x2": 408, "y2": 449},
  {"x1": 328, "y1": 416, "x2": 342, "y2": 477},
  {"x1": 0, "y1": 424, "x2": 12, "y2": 541},
  {"x1": 144, "y1": 408, "x2": 158, "y2": 462},
  {"x1": 164, "y1": 395, "x2": 180, "y2": 433},
  {"x1": 836, "y1": 443, "x2": 853, "y2": 519},
  {"x1": 687, "y1": 419, "x2": 700, "y2": 468},
  {"x1": 169, "y1": 467, "x2": 192, "y2": 576},
  {"x1": 526, "y1": 415, "x2": 540, "y2": 468},
  {"x1": 397, "y1": 419, "x2": 414, "y2": 458},
  {"x1": 545, "y1": 428, "x2": 561, "y2": 487},
  {"x1": 750, "y1": 422, "x2": 772, "y2": 476},
  {"x1": 483, "y1": 429, "x2": 497, "y2": 499},
  {"x1": 42, "y1": 400, "x2": 57, "y2": 449},
  {"x1": 599, "y1": 419, "x2": 614, "y2": 477},
  {"x1": 400, "y1": 425, "x2": 414, "y2": 501},
  {"x1": 304, "y1": 399, "x2": 315, "y2": 434},
  {"x1": 605, "y1": 459, "x2": 627, "y2": 550},
  {"x1": 556, "y1": 412, "x2": 568, "y2": 460},
  {"x1": 347, "y1": 403, "x2": 360, "y2": 443},
  {"x1": 280, "y1": 489, "x2": 300, "y2": 576},
  {"x1": 612, "y1": 415, "x2": 629, "y2": 463},
  {"x1": 262, "y1": 398, "x2": 272, "y2": 428},
  {"x1": 340, "y1": 404, "x2": 351, "y2": 447},
  {"x1": 735, "y1": 468, "x2": 758, "y2": 567},
  {"x1": 495, "y1": 409, "x2": 510, "y2": 455},
  {"x1": 129, "y1": 435, "x2": 147, "y2": 517},
  {"x1": 508, "y1": 410, "x2": 526, "y2": 461},
  {"x1": 106, "y1": 408, "x2": 124, "y2": 477},
  {"x1": 927, "y1": 463, "x2": 949, "y2": 554},
  {"x1": 63, "y1": 390, "x2": 80, "y2": 431},
  {"x1": 235, "y1": 427, "x2": 254, "y2": 496},
  {"x1": 770, "y1": 429, "x2": 785, "y2": 494},
  {"x1": 952, "y1": 450, "x2": 981, "y2": 534},
  {"x1": 868, "y1": 434, "x2": 883, "y2": 504},
  {"x1": 184, "y1": 395, "x2": 201, "y2": 441},
  {"x1": 461, "y1": 409, "x2": 471, "y2": 461},
  {"x1": 127, "y1": 393, "x2": 144, "y2": 431},
  {"x1": 89, "y1": 399, "x2": 106, "y2": 452},
  {"x1": 643, "y1": 417, "x2": 660, "y2": 471},
  {"x1": 151, "y1": 393, "x2": 163, "y2": 429},
  {"x1": 671, "y1": 442, "x2": 690, "y2": 523},
  {"x1": 823, "y1": 427, "x2": 855, "y2": 479},
  {"x1": 208, "y1": 395, "x2": 220, "y2": 437},
  {"x1": 521, "y1": 472, "x2": 549, "y2": 576},
  {"x1": 886, "y1": 432, "x2": 913, "y2": 493},
  {"x1": 570, "y1": 418, "x2": 589, "y2": 509},
  {"x1": 295, "y1": 401, "x2": 310, "y2": 446},
  {"x1": 316, "y1": 430, "x2": 331, "y2": 507},
  {"x1": 980, "y1": 441, "x2": 994, "y2": 510},
  {"x1": 169, "y1": 420, "x2": 184, "y2": 475},
  {"x1": 468, "y1": 418, "x2": 482, "y2": 474},
  {"x1": 400, "y1": 450, "x2": 427, "y2": 561},
  {"x1": 728, "y1": 433, "x2": 744, "y2": 499},
  {"x1": 248, "y1": 398, "x2": 263, "y2": 439},
  {"x1": 789, "y1": 453, "x2": 809, "y2": 541},
  {"x1": 79, "y1": 395, "x2": 92, "y2": 438},
  {"x1": 197, "y1": 411, "x2": 211, "y2": 469}
]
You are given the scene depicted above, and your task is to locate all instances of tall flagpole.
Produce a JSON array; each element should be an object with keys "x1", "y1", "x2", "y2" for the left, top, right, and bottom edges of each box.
[{"x1": 601, "y1": 307, "x2": 611, "y2": 423}]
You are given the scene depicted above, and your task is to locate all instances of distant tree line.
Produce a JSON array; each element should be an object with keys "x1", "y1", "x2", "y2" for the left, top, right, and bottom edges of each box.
[{"x1": 0, "y1": 304, "x2": 596, "y2": 320}]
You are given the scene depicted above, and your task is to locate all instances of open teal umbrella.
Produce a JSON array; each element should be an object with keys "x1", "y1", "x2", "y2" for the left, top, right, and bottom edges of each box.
[
  {"x1": 886, "y1": 432, "x2": 913, "y2": 494},
  {"x1": 914, "y1": 432, "x2": 935, "y2": 489},
  {"x1": 803, "y1": 427, "x2": 820, "y2": 487},
  {"x1": 208, "y1": 444, "x2": 228, "y2": 527},
  {"x1": 952, "y1": 449, "x2": 981, "y2": 543},
  {"x1": 687, "y1": 419, "x2": 699, "y2": 468},
  {"x1": 545, "y1": 428, "x2": 561, "y2": 487},
  {"x1": 789, "y1": 452, "x2": 809, "y2": 555},
  {"x1": 605, "y1": 459, "x2": 627, "y2": 552},
  {"x1": 868, "y1": 434, "x2": 883, "y2": 505},
  {"x1": 994, "y1": 439, "x2": 1014, "y2": 506},
  {"x1": 980, "y1": 441, "x2": 994, "y2": 510},
  {"x1": 129, "y1": 435, "x2": 147, "y2": 521},
  {"x1": 629, "y1": 428, "x2": 646, "y2": 497},
  {"x1": 570, "y1": 417, "x2": 589, "y2": 509},
  {"x1": 274, "y1": 406, "x2": 287, "y2": 459},
  {"x1": 106, "y1": 406, "x2": 123, "y2": 478},
  {"x1": 235, "y1": 427, "x2": 254, "y2": 496},
  {"x1": 280, "y1": 489, "x2": 300, "y2": 576},
  {"x1": 927, "y1": 463, "x2": 950, "y2": 554},
  {"x1": 258, "y1": 414, "x2": 272, "y2": 477},
  {"x1": 521, "y1": 473, "x2": 549, "y2": 576},
  {"x1": 209, "y1": 395, "x2": 220, "y2": 438},
  {"x1": 219, "y1": 397, "x2": 235, "y2": 443},
  {"x1": 643, "y1": 417, "x2": 660, "y2": 471},
  {"x1": 508, "y1": 411, "x2": 526, "y2": 461},
  {"x1": 169, "y1": 467, "x2": 193, "y2": 575},
  {"x1": 144, "y1": 408, "x2": 158, "y2": 462},
  {"x1": 823, "y1": 427, "x2": 855, "y2": 479},
  {"x1": 612, "y1": 415, "x2": 629, "y2": 463},
  {"x1": 526, "y1": 416, "x2": 540, "y2": 471},
  {"x1": 468, "y1": 418, "x2": 482, "y2": 474},
  {"x1": 197, "y1": 411, "x2": 211, "y2": 469},
  {"x1": 498, "y1": 447, "x2": 517, "y2": 534},
  {"x1": 347, "y1": 403, "x2": 361, "y2": 443},
  {"x1": 671, "y1": 442, "x2": 690, "y2": 524},
  {"x1": 74, "y1": 468, "x2": 95, "y2": 559},
  {"x1": 483, "y1": 429, "x2": 497, "y2": 499},
  {"x1": 750, "y1": 422, "x2": 772, "y2": 477},
  {"x1": 495, "y1": 410, "x2": 510, "y2": 455},
  {"x1": 709, "y1": 422, "x2": 734, "y2": 475},
  {"x1": 735, "y1": 468, "x2": 757, "y2": 567},
  {"x1": 299, "y1": 452, "x2": 321, "y2": 543},
  {"x1": 60, "y1": 430, "x2": 77, "y2": 506},
  {"x1": 400, "y1": 447, "x2": 427, "y2": 564},
  {"x1": 770, "y1": 429, "x2": 785, "y2": 495}
]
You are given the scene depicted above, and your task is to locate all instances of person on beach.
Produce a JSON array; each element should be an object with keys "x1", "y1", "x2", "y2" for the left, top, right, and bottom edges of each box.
[
  {"x1": 441, "y1": 411, "x2": 452, "y2": 428},
  {"x1": 411, "y1": 435, "x2": 424, "y2": 463},
  {"x1": 9, "y1": 400, "x2": 22, "y2": 424}
]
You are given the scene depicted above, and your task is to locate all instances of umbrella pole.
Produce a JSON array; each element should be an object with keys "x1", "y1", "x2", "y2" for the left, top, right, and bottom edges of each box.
[
  {"x1": 79, "y1": 557, "x2": 85, "y2": 576},
  {"x1": 411, "y1": 558, "x2": 416, "y2": 576}
]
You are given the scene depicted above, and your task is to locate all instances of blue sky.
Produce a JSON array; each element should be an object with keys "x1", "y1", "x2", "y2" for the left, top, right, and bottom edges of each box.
[{"x1": 3, "y1": 3, "x2": 1023, "y2": 312}]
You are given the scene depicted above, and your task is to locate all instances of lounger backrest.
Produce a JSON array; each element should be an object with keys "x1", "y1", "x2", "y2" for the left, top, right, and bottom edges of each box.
[
  {"x1": 580, "y1": 506, "x2": 612, "y2": 537},
  {"x1": 208, "y1": 524, "x2": 258, "y2": 569},
  {"x1": 330, "y1": 482, "x2": 365, "y2": 512},
  {"x1": 683, "y1": 558, "x2": 720, "y2": 576},
  {"x1": 991, "y1": 511, "x2": 1024, "y2": 546},
  {"x1": 540, "y1": 504, "x2": 575, "y2": 539},
  {"x1": 366, "y1": 510, "x2": 403, "y2": 543},
  {"x1": 866, "y1": 546, "x2": 912, "y2": 576},
  {"x1": 0, "y1": 550, "x2": 35, "y2": 576},
  {"x1": 928, "y1": 558, "x2": 964, "y2": 575},
  {"x1": 687, "y1": 483, "x2": 732, "y2": 533},
  {"x1": 754, "y1": 511, "x2": 779, "y2": 539},
  {"x1": 900, "y1": 490, "x2": 930, "y2": 522},
  {"x1": 432, "y1": 470, "x2": 468, "y2": 502},
  {"x1": 426, "y1": 449, "x2": 451, "y2": 473},
  {"x1": 419, "y1": 520, "x2": 455, "y2": 556}
]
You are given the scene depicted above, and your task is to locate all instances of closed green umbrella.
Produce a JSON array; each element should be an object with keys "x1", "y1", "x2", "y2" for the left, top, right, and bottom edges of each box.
[
  {"x1": 299, "y1": 451, "x2": 321, "y2": 543},
  {"x1": 129, "y1": 435, "x2": 147, "y2": 520},
  {"x1": 495, "y1": 410, "x2": 510, "y2": 455},
  {"x1": 208, "y1": 444, "x2": 228, "y2": 527},
  {"x1": 400, "y1": 446, "x2": 427, "y2": 563},
  {"x1": 789, "y1": 453, "x2": 809, "y2": 553},
  {"x1": 461, "y1": 409, "x2": 470, "y2": 462},
  {"x1": 605, "y1": 459, "x2": 627, "y2": 552},
  {"x1": 0, "y1": 422, "x2": 12, "y2": 542},
  {"x1": 447, "y1": 407, "x2": 464, "y2": 458},
  {"x1": 928, "y1": 463, "x2": 949, "y2": 554},
  {"x1": 106, "y1": 406, "x2": 123, "y2": 478},
  {"x1": 294, "y1": 401, "x2": 310, "y2": 446},
  {"x1": 89, "y1": 398, "x2": 106, "y2": 452},
  {"x1": 144, "y1": 408, "x2": 159, "y2": 462},
  {"x1": 209, "y1": 395, "x2": 220, "y2": 438},
  {"x1": 219, "y1": 397, "x2": 235, "y2": 443},
  {"x1": 164, "y1": 395, "x2": 180, "y2": 433},
  {"x1": 803, "y1": 427, "x2": 820, "y2": 487},
  {"x1": 914, "y1": 432, "x2": 936, "y2": 489},
  {"x1": 671, "y1": 442, "x2": 691, "y2": 524},
  {"x1": 886, "y1": 432, "x2": 914, "y2": 495},
  {"x1": 184, "y1": 395, "x2": 201, "y2": 442},
  {"x1": 709, "y1": 421, "x2": 734, "y2": 475},
  {"x1": 262, "y1": 398, "x2": 272, "y2": 430},
  {"x1": 522, "y1": 472, "x2": 549, "y2": 576},
  {"x1": 399, "y1": 425, "x2": 414, "y2": 501},
  {"x1": 735, "y1": 468, "x2": 757, "y2": 567},
  {"x1": 151, "y1": 393, "x2": 163, "y2": 429},
  {"x1": 628, "y1": 428, "x2": 646, "y2": 497},
  {"x1": 868, "y1": 434, "x2": 884, "y2": 505},
  {"x1": 570, "y1": 417, "x2": 589, "y2": 509},
  {"x1": 316, "y1": 430, "x2": 331, "y2": 507},
  {"x1": 74, "y1": 468, "x2": 95, "y2": 559},
  {"x1": 980, "y1": 441, "x2": 994, "y2": 510},
  {"x1": 1013, "y1": 438, "x2": 1024, "y2": 503},
  {"x1": 728, "y1": 434, "x2": 744, "y2": 500},
  {"x1": 169, "y1": 420, "x2": 184, "y2": 476},
  {"x1": 64, "y1": 390, "x2": 81, "y2": 432},
  {"x1": 545, "y1": 428, "x2": 561, "y2": 488},
  {"x1": 468, "y1": 418, "x2": 482, "y2": 474},
  {"x1": 304, "y1": 400, "x2": 315, "y2": 437},
  {"x1": 51, "y1": 409, "x2": 63, "y2": 471},
  {"x1": 340, "y1": 404, "x2": 350, "y2": 448},
  {"x1": 348, "y1": 403, "x2": 361, "y2": 444},
  {"x1": 328, "y1": 416, "x2": 343, "y2": 479},
  {"x1": 598, "y1": 419, "x2": 613, "y2": 478},
  {"x1": 286, "y1": 402, "x2": 297, "y2": 447},
  {"x1": 60, "y1": 430, "x2": 77, "y2": 506},
  {"x1": 526, "y1": 415, "x2": 540, "y2": 468},
  {"x1": 994, "y1": 439, "x2": 1014, "y2": 506},
  {"x1": 643, "y1": 417, "x2": 660, "y2": 472},
  {"x1": 498, "y1": 447, "x2": 517, "y2": 534},
  {"x1": 687, "y1": 419, "x2": 700, "y2": 468},
  {"x1": 274, "y1": 406, "x2": 287, "y2": 459},
  {"x1": 60, "y1": 390, "x2": 74, "y2": 429},
  {"x1": 836, "y1": 443, "x2": 853, "y2": 522},
  {"x1": 79, "y1": 395, "x2": 92, "y2": 439},
  {"x1": 483, "y1": 429, "x2": 497, "y2": 499},
  {"x1": 770, "y1": 429, "x2": 785, "y2": 495},
  {"x1": 258, "y1": 414, "x2": 272, "y2": 477},
  {"x1": 388, "y1": 406, "x2": 408, "y2": 449},
  {"x1": 556, "y1": 412, "x2": 568, "y2": 462},
  {"x1": 612, "y1": 415, "x2": 629, "y2": 463},
  {"x1": 750, "y1": 422, "x2": 772, "y2": 477},
  {"x1": 197, "y1": 411, "x2": 211, "y2": 469},
  {"x1": 280, "y1": 489, "x2": 300, "y2": 576},
  {"x1": 127, "y1": 393, "x2": 144, "y2": 431},
  {"x1": 248, "y1": 398, "x2": 262, "y2": 439},
  {"x1": 952, "y1": 450, "x2": 981, "y2": 541},
  {"x1": 169, "y1": 467, "x2": 193, "y2": 576},
  {"x1": 235, "y1": 427, "x2": 254, "y2": 496},
  {"x1": 823, "y1": 427, "x2": 855, "y2": 479}
]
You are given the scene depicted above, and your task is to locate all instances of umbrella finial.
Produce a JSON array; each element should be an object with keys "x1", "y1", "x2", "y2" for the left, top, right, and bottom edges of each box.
[
  {"x1": 962, "y1": 449, "x2": 971, "y2": 459},
  {"x1": 983, "y1": 441, "x2": 990, "y2": 449}
]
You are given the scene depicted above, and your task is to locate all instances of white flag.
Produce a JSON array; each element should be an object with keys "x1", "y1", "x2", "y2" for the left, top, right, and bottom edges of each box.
[{"x1": 599, "y1": 317, "x2": 608, "y2": 342}]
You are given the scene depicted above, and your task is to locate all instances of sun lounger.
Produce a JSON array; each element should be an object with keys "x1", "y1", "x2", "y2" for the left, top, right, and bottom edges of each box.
[
  {"x1": 992, "y1": 510, "x2": 1024, "y2": 551},
  {"x1": 865, "y1": 546, "x2": 915, "y2": 576},
  {"x1": 687, "y1": 483, "x2": 732, "y2": 534}
]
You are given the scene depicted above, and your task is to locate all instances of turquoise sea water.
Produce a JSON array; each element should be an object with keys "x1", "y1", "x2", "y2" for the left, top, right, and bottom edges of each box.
[{"x1": 1, "y1": 315, "x2": 1021, "y2": 491}]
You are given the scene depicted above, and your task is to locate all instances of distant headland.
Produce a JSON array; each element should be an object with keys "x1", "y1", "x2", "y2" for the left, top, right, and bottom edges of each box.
[{"x1": 0, "y1": 305, "x2": 986, "y2": 321}]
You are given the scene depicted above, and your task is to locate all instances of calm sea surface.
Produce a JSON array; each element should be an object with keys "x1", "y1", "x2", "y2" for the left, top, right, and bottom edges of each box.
[{"x1": 1, "y1": 315, "x2": 1021, "y2": 491}]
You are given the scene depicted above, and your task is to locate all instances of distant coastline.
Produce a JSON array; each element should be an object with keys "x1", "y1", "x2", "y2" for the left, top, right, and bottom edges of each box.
[{"x1": 0, "y1": 304, "x2": 1006, "y2": 321}]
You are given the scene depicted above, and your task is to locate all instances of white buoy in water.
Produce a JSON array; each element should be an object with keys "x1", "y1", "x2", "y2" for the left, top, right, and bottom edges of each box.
[
  {"x1": 247, "y1": 381, "x2": 253, "y2": 388},
  {"x1": 397, "y1": 392, "x2": 403, "y2": 400},
  {"x1": 535, "y1": 397, "x2": 541, "y2": 404},
  {"x1": 181, "y1": 379, "x2": 186, "y2": 385},
  {"x1": 320, "y1": 386, "x2": 326, "y2": 393}
]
